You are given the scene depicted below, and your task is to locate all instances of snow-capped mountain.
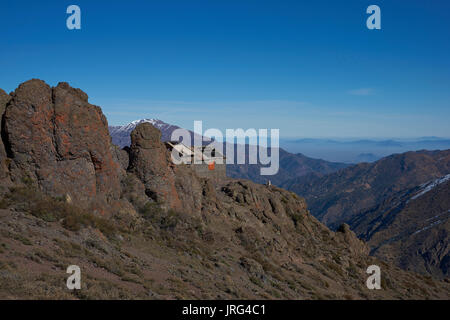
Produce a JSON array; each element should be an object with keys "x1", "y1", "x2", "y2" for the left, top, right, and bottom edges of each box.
[{"x1": 109, "y1": 119, "x2": 209, "y2": 148}]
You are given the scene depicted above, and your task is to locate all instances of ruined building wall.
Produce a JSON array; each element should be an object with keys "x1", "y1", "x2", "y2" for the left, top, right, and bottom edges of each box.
[{"x1": 192, "y1": 162, "x2": 226, "y2": 181}]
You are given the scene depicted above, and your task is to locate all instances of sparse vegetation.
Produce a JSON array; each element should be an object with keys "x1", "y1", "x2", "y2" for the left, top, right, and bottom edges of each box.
[
  {"x1": 289, "y1": 210, "x2": 305, "y2": 227},
  {"x1": 0, "y1": 186, "x2": 117, "y2": 237}
]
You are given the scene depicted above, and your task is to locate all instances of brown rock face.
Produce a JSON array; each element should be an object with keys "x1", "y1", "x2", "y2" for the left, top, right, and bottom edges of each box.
[
  {"x1": 2, "y1": 79, "x2": 121, "y2": 207},
  {"x1": 128, "y1": 122, "x2": 182, "y2": 211}
]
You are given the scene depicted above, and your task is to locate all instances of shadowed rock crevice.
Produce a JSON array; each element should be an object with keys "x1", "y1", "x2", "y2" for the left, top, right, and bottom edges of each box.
[
  {"x1": 0, "y1": 89, "x2": 12, "y2": 178},
  {"x1": 1, "y1": 113, "x2": 11, "y2": 157}
]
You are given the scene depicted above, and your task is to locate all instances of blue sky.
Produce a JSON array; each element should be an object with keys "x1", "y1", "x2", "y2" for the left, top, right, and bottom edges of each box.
[{"x1": 1, "y1": 0, "x2": 449, "y2": 138}]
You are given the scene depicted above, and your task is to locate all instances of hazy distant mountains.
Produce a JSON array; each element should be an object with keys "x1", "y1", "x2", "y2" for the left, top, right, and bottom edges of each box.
[{"x1": 280, "y1": 137, "x2": 450, "y2": 163}]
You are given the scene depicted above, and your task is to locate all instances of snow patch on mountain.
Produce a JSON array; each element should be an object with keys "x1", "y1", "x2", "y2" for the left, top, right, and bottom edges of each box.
[
  {"x1": 413, "y1": 220, "x2": 444, "y2": 235},
  {"x1": 110, "y1": 119, "x2": 171, "y2": 134},
  {"x1": 410, "y1": 174, "x2": 450, "y2": 200},
  {"x1": 109, "y1": 119, "x2": 182, "y2": 148}
]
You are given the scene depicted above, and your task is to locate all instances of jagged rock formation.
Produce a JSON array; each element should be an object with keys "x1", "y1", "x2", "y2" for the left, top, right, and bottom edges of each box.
[
  {"x1": 2, "y1": 80, "x2": 122, "y2": 211},
  {"x1": 0, "y1": 80, "x2": 448, "y2": 300},
  {"x1": 128, "y1": 122, "x2": 183, "y2": 211}
]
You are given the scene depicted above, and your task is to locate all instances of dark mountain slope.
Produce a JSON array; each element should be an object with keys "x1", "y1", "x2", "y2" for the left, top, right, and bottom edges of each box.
[
  {"x1": 349, "y1": 175, "x2": 450, "y2": 278},
  {"x1": 287, "y1": 150, "x2": 450, "y2": 229},
  {"x1": 226, "y1": 147, "x2": 348, "y2": 185}
]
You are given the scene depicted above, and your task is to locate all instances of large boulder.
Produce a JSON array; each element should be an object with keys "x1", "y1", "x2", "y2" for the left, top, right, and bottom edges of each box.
[
  {"x1": 2, "y1": 79, "x2": 122, "y2": 208},
  {"x1": 128, "y1": 122, "x2": 183, "y2": 211}
]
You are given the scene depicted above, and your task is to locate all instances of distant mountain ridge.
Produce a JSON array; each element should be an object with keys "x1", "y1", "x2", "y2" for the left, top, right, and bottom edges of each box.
[
  {"x1": 280, "y1": 137, "x2": 450, "y2": 163},
  {"x1": 226, "y1": 147, "x2": 348, "y2": 186},
  {"x1": 288, "y1": 137, "x2": 450, "y2": 146}
]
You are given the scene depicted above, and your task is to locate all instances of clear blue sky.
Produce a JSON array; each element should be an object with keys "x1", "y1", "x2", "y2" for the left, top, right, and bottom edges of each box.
[{"x1": 1, "y1": 0, "x2": 449, "y2": 138}]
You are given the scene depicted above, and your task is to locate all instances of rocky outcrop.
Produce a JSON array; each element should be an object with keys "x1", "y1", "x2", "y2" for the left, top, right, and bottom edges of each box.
[
  {"x1": 128, "y1": 122, "x2": 183, "y2": 211},
  {"x1": 127, "y1": 122, "x2": 220, "y2": 215},
  {"x1": 2, "y1": 80, "x2": 122, "y2": 209},
  {"x1": 1, "y1": 80, "x2": 214, "y2": 215}
]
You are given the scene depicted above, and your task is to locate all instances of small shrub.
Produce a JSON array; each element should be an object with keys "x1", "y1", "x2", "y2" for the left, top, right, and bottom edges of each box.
[
  {"x1": 21, "y1": 175, "x2": 34, "y2": 186},
  {"x1": 16, "y1": 234, "x2": 32, "y2": 246},
  {"x1": 140, "y1": 202, "x2": 182, "y2": 231},
  {"x1": 0, "y1": 186, "x2": 39, "y2": 209},
  {"x1": 249, "y1": 276, "x2": 264, "y2": 288},
  {"x1": 323, "y1": 260, "x2": 344, "y2": 276},
  {"x1": 0, "y1": 199, "x2": 8, "y2": 209},
  {"x1": 2, "y1": 230, "x2": 33, "y2": 246},
  {"x1": 290, "y1": 212, "x2": 304, "y2": 227},
  {"x1": 62, "y1": 210, "x2": 117, "y2": 237},
  {"x1": 139, "y1": 202, "x2": 164, "y2": 220}
]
